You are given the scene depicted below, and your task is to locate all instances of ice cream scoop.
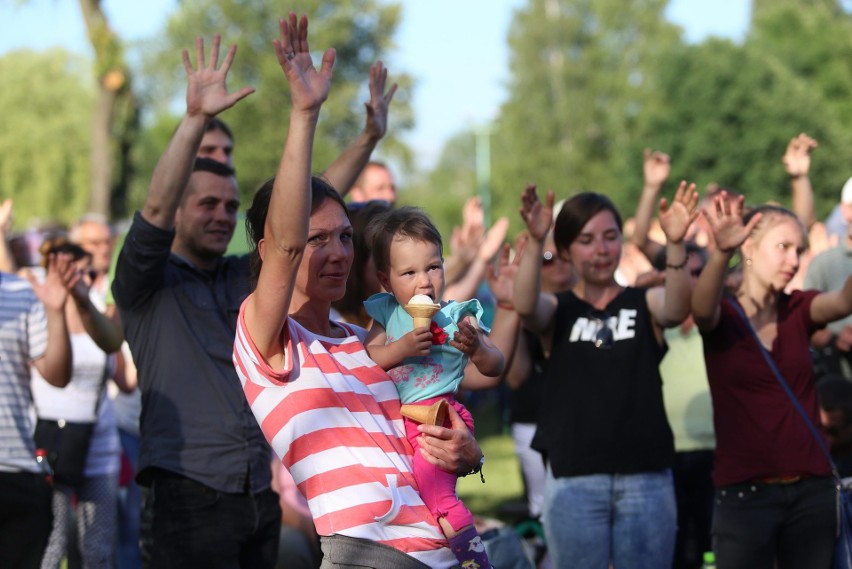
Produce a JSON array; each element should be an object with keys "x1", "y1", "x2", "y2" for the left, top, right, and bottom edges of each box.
[{"x1": 404, "y1": 295, "x2": 440, "y2": 328}]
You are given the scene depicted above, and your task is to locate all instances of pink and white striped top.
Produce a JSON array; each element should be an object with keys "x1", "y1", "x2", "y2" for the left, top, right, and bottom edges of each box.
[{"x1": 233, "y1": 300, "x2": 456, "y2": 567}]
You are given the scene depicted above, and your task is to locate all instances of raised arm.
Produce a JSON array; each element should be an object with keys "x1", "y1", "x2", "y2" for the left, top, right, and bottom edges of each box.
[
  {"x1": 646, "y1": 181, "x2": 699, "y2": 329},
  {"x1": 782, "y1": 133, "x2": 817, "y2": 230},
  {"x1": 691, "y1": 193, "x2": 762, "y2": 331},
  {"x1": 462, "y1": 241, "x2": 523, "y2": 390},
  {"x1": 243, "y1": 13, "x2": 335, "y2": 359},
  {"x1": 810, "y1": 275, "x2": 852, "y2": 326},
  {"x1": 27, "y1": 253, "x2": 76, "y2": 387},
  {"x1": 631, "y1": 148, "x2": 670, "y2": 263},
  {"x1": 513, "y1": 184, "x2": 558, "y2": 335},
  {"x1": 443, "y1": 214, "x2": 509, "y2": 302},
  {"x1": 321, "y1": 61, "x2": 396, "y2": 196},
  {"x1": 142, "y1": 35, "x2": 255, "y2": 230},
  {"x1": 0, "y1": 199, "x2": 17, "y2": 273},
  {"x1": 69, "y1": 274, "x2": 123, "y2": 353}
]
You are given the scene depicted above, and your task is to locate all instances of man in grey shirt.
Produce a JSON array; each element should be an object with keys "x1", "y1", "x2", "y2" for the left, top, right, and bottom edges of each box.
[{"x1": 805, "y1": 177, "x2": 852, "y2": 379}]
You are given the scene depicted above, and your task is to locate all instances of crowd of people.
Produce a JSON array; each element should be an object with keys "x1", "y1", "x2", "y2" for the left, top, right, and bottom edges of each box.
[{"x1": 3, "y1": 10, "x2": 852, "y2": 569}]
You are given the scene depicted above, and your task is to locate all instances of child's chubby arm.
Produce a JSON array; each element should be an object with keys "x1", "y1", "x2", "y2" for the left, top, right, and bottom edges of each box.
[
  {"x1": 451, "y1": 316, "x2": 505, "y2": 377},
  {"x1": 365, "y1": 320, "x2": 433, "y2": 370}
]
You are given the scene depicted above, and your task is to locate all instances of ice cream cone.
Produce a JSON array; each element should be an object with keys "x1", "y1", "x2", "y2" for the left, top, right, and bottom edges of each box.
[
  {"x1": 400, "y1": 399, "x2": 449, "y2": 426},
  {"x1": 404, "y1": 303, "x2": 440, "y2": 329}
]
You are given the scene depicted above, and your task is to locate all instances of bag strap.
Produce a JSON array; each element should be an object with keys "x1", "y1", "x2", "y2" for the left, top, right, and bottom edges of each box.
[{"x1": 728, "y1": 297, "x2": 841, "y2": 482}]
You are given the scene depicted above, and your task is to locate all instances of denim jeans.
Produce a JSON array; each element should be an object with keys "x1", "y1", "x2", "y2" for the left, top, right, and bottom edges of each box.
[
  {"x1": 712, "y1": 476, "x2": 836, "y2": 569},
  {"x1": 141, "y1": 470, "x2": 281, "y2": 569},
  {"x1": 541, "y1": 466, "x2": 676, "y2": 569}
]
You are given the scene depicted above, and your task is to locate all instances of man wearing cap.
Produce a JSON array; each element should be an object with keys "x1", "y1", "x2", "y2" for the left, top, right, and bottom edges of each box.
[{"x1": 805, "y1": 176, "x2": 852, "y2": 379}]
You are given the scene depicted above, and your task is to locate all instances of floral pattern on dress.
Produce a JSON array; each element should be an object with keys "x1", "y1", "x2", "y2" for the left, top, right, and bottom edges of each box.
[{"x1": 389, "y1": 363, "x2": 444, "y2": 390}]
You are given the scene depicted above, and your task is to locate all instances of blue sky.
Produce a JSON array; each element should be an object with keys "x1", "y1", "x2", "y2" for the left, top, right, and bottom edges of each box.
[{"x1": 2, "y1": 0, "x2": 749, "y2": 170}]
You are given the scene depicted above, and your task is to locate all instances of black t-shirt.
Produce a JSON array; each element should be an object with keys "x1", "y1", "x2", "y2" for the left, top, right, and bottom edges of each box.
[{"x1": 532, "y1": 287, "x2": 674, "y2": 477}]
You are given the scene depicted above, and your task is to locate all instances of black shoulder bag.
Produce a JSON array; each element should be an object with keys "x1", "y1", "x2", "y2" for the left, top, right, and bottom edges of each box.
[{"x1": 33, "y1": 367, "x2": 109, "y2": 488}]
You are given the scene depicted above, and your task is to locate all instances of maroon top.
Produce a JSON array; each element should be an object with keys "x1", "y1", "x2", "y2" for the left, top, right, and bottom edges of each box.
[{"x1": 701, "y1": 290, "x2": 832, "y2": 487}]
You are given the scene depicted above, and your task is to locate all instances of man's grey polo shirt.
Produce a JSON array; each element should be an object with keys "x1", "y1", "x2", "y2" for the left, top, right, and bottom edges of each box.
[
  {"x1": 113, "y1": 212, "x2": 270, "y2": 494},
  {"x1": 804, "y1": 240, "x2": 852, "y2": 334}
]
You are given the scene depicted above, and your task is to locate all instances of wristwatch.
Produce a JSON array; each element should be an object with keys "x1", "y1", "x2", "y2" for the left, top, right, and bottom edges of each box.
[{"x1": 461, "y1": 454, "x2": 485, "y2": 483}]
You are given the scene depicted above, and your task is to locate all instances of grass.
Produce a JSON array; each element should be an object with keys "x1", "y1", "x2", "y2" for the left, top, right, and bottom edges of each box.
[{"x1": 456, "y1": 391, "x2": 528, "y2": 522}]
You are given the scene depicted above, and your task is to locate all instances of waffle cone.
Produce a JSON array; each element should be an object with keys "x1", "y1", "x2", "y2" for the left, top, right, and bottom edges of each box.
[
  {"x1": 400, "y1": 399, "x2": 449, "y2": 426},
  {"x1": 404, "y1": 303, "x2": 440, "y2": 329}
]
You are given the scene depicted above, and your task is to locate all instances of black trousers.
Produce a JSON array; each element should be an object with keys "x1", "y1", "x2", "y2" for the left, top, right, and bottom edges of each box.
[
  {"x1": 0, "y1": 471, "x2": 53, "y2": 569},
  {"x1": 712, "y1": 476, "x2": 836, "y2": 569}
]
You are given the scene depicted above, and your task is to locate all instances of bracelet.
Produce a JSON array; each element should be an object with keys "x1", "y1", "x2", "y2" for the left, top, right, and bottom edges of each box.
[
  {"x1": 666, "y1": 258, "x2": 688, "y2": 270},
  {"x1": 460, "y1": 455, "x2": 485, "y2": 483},
  {"x1": 496, "y1": 302, "x2": 514, "y2": 311}
]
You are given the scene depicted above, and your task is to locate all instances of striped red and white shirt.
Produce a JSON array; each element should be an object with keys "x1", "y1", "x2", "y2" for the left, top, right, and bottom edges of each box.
[{"x1": 233, "y1": 300, "x2": 456, "y2": 567}]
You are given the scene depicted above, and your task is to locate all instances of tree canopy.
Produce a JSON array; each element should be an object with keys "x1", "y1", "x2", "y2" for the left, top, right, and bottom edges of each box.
[{"x1": 0, "y1": 49, "x2": 94, "y2": 227}]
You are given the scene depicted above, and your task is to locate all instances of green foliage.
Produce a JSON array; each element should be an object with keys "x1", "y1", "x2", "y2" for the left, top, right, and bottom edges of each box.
[
  {"x1": 488, "y1": 0, "x2": 681, "y2": 226},
  {"x1": 637, "y1": 39, "x2": 852, "y2": 217},
  {"x1": 0, "y1": 49, "x2": 94, "y2": 228},
  {"x1": 140, "y1": 0, "x2": 412, "y2": 205},
  {"x1": 401, "y1": 130, "x2": 479, "y2": 239},
  {"x1": 427, "y1": 0, "x2": 852, "y2": 229}
]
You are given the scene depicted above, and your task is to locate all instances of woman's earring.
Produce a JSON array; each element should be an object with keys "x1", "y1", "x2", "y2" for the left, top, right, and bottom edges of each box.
[{"x1": 745, "y1": 257, "x2": 752, "y2": 267}]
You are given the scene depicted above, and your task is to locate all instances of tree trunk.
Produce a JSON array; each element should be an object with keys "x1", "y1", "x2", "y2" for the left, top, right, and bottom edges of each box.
[
  {"x1": 88, "y1": 83, "x2": 116, "y2": 216},
  {"x1": 78, "y1": 0, "x2": 137, "y2": 220}
]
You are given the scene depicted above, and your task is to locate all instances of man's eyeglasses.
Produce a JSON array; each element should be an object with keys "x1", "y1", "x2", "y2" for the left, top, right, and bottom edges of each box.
[{"x1": 588, "y1": 309, "x2": 614, "y2": 349}]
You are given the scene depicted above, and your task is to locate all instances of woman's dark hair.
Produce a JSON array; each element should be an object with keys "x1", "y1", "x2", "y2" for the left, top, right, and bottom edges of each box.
[
  {"x1": 553, "y1": 192, "x2": 623, "y2": 253},
  {"x1": 206, "y1": 117, "x2": 234, "y2": 142},
  {"x1": 244, "y1": 176, "x2": 347, "y2": 287},
  {"x1": 332, "y1": 200, "x2": 394, "y2": 327},
  {"x1": 364, "y1": 206, "x2": 443, "y2": 276},
  {"x1": 39, "y1": 237, "x2": 90, "y2": 268}
]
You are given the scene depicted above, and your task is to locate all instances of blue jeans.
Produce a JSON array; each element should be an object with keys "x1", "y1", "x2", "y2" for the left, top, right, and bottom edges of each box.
[
  {"x1": 541, "y1": 467, "x2": 677, "y2": 569},
  {"x1": 712, "y1": 476, "x2": 836, "y2": 569},
  {"x1": 141, "y1": 470, "x2": 281, "y2": 569}
]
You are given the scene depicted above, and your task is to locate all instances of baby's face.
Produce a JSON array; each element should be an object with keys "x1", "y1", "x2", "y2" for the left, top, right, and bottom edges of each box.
[{"x1": 382, "y1": 237, "x2": 444, "y2": 305}]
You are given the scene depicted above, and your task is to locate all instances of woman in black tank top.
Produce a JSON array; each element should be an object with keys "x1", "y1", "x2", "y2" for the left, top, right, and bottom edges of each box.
[{"x1": 513, "y1": 183, "x2": 698, "y2": 569}]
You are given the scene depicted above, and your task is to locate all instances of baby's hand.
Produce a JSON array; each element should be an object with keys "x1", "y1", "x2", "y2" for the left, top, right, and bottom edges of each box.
[
  {"x1": 401, "y1": 327, "x2": 432, "y2": 357},
  {"x1": 450, "y1": 320, "x2": 480, "y2": 357}
]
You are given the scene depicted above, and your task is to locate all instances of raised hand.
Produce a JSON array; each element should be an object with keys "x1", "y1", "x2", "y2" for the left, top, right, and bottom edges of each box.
[
  {"x1": 26, "y1": 253, "x2": 77, "y2": 312},
  {"x1": 0, "y1": 198, "x2": 12, "y2": 238},
  {"x1": 782, "y1": 133, "x2": 818, "y2": 178},
  {"x1": 182, "y1": 34, "x2": 255, "y2": 118},
  {"x1": 644, "y1": 148, "x2": 671, "y2": 190},
  {"x1": 363, "y1": 61, "x2": 397, "y2": 142},
  {"x1": 658, "y1": 181, "x2": 699, "y2": 244},
  {"x1": 449, "y1": 320, "x2": 481, "y2": 357},
  {"x1": 702, "y1": 192, "x2": 762, "y2": 254},
  {"x1": 274, "y1": 12, "x2": 336, "y2": 114},
  {"x1": 487, "y1": 239, "x2": 524, "y2": 307},
  {"x1": 519, "y1": 184, "x2": 554, "y2": 242}
]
